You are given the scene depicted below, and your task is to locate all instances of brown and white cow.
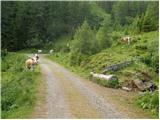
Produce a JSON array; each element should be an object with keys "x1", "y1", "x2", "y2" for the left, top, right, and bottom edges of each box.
[
  {"x1": 25, "y1": 54, "x2": 39, "y2": 70},
  {"x1": 121, "y1": 36, "x2": 132, "y2": 45}
]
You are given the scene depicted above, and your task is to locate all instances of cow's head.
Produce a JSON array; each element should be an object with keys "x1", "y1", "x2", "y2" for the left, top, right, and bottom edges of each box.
[
  {"x1": 32, "y1": 57, "x2": 38, "y2": 64},
  {"x1": 35, "y1": 54, "x2": 39, "y2": 60}
]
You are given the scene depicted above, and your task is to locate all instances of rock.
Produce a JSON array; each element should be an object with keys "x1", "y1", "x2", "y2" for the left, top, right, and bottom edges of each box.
[
  {"x1": 133, "y1": 79, "x2": 155, "y2": 91},
  {"x1": 133, "y1": 79, "x2": 146, "y2": 91},
  {"x1": 135, "y1": 71, "x2": 151, "y2": 82}
]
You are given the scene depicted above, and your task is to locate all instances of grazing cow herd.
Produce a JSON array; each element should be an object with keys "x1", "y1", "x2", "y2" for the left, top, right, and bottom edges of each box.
[{"x1": 25, "y1": 35, "x2": 132, "y2": 70}]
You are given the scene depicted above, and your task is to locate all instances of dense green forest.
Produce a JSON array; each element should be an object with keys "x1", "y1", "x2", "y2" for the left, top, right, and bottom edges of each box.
[
  {"x1": 2, "y1": 1, "x2": 158, "y2": 51},
  {"x1": 1, "y1": 1, "x2": 159, "y2": 118}
]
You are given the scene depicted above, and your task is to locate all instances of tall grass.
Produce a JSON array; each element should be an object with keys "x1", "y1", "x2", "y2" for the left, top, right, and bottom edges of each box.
[
  {"x1": 135, "y1": 91, "x2": 159, "y2": 117},
  {"x1": 1, "y1": 53, "x2": 40, "y2": 118}
]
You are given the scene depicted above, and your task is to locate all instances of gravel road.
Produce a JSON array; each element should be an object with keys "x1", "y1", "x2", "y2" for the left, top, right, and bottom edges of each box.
[
  {"x1": 40, "y1": 59, "x2": 72, "y2": 118},
  {"x1": 38, "y1": 55, "x2": 125, "y2": 119}
]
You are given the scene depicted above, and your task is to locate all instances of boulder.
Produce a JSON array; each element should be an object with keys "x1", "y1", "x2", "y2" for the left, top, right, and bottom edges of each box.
[
  {"x1": 133, "y1": 79, "x2": 146, "y2": 91},
  {"x1": 133, "y1": 79, "x2": 155, "y2": 91}
]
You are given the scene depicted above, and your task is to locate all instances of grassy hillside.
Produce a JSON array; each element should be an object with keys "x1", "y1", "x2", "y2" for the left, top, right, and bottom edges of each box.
[
  {"x1": 48, "y1": 31, "x2": 158, "y2": 79},
  {"x1": 1, "y1": 53, "x2": 41, "y2": 118},
  {"x1": 85, "y1": 31, "x2": 158, "y2": 82},
  {"x1": 47, "y1": 31, "x2": 159, "y2": 117}
]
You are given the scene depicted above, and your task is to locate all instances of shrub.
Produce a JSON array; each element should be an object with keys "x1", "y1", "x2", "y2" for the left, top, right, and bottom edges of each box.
[
  {"x1": 135, "y1": 91, "x2": 159, "y2": 116},
  {"x1": 141, "y1": 40, "x2": 159, "y2": 73},
  {"x1": 90, "y1": 76, "x2": 119, "y2": 88},
  {"x1": 135, "y1": 44, "x2": 147, "y2": 50},
  {"x1": 1, "y1": 49, "x2": 8, "y2": 59},
  {"x1": 1, "y1": 61, "x2": 9, "y2": 72},
  {"x1": 96, "y1": 16, "x2": 112, "y2": 50},
  {"x1": 69, "y1": 52, "x2": 86, "y2": 66},
  {"x1": 105, "y1": 78, "x2": 119, "y2": 88},
  {"x1": 111, "y1": 31, "x2": 123, "y2": 41},
  {"x1": 70, "y1": 20, "x2": 98, "y2": 55},
  {"x1": 69, "y1": 20, "x2": 98, "y2": 66}
]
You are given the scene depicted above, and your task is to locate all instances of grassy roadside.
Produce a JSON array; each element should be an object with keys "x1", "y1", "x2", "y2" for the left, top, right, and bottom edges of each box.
[
  {"x1": 46, "y1": 31, "x2": 158, "y2": 118},
  {"x1": 1, "y1": 52, "x2": 41, "y2": 118},
  {"x1": 31, "y1": 69, "x2": 47, "y2": 119},
  {"x1": 47, "y1": 52, "x2": 90, "y2": 79},
  {"x1": 47, "y1": 52, "x2": 158, "y2": 118}
]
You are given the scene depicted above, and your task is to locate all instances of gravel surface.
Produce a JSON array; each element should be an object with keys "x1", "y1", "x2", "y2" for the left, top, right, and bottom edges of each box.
[
  {"x1": 40, "y1": 58, "x2": 71, "y2": 118},
  {"x1": 40, "y1": 55, "x2": 125, "y2": 119}
]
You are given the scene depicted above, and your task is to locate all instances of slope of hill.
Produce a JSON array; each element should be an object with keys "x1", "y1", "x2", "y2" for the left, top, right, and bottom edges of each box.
[
  {"x1": 85, "y1": 31, "x2": 158, "y2": 82},
  {"x1": 49, "y1": 31, "x2": 158, "y2": 81},
  {"x1": 47, "y1": 31, "x2": 159, "y2": 117}
]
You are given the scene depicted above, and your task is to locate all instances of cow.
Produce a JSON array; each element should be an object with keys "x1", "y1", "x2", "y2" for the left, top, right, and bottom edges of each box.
[
  {"x1": 38, "y1": 50, "x2": 42, "y2": 54},
  {"x1": 49, "y1": 49, "x2": 53, "y2": 54},
  {"x1": 25, "y1": 54, "x2": 39, "y2": 70},
  {"x1": 121, "y1": 36, "x2": 132, "y2": 45}
]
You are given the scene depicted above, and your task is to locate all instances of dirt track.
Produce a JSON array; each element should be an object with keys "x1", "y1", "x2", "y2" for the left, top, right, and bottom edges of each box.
[{"x1": 33, "y1": 55, "x2": 153, "y2": 119}]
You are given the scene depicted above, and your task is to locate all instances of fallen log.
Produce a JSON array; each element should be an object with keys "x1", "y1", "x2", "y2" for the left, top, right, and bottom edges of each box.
[
  {"x1": 90, "y1": 72, "x2": 119, "y2": 88},
  {"x1": 90, "y1": 72, "x2": 118, "y2": 81},
  {"x1": 122, "y1": 87, "x2": 132, "y2": 92}
]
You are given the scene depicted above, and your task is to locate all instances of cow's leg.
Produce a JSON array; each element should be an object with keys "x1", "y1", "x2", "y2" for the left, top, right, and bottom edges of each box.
[
  {"x1": 128, "y1": 39, "x2": 131, "y2": 45},
  {"x1": 26, "y1": 65, "x2": 30, "y2": 70},
  {"x1": 30, "y1": 65, "x2": 33, "y2": 71},
  {"x1": 32, "y1": 64, "x2": 35, "y2": 71}
]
